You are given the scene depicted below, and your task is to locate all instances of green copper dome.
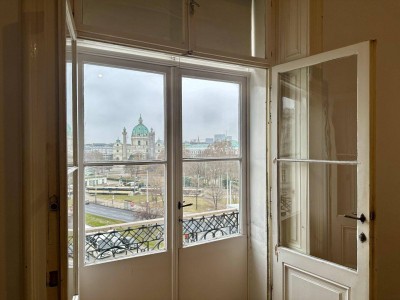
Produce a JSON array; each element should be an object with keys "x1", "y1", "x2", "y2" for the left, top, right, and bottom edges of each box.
[{"x1": 131, "y1": 115, "x2": 149, "y2": 137}]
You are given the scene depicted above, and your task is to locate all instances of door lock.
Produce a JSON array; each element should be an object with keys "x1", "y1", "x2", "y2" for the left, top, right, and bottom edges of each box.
[
  {"x1": 359, "y1": 232, "x2": 367, "y2": 243},
  {"x1": 178, "y1": 201, "x2": 193, "y2": 210}
]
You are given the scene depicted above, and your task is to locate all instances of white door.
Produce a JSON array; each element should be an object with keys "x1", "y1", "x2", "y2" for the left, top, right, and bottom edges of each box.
[{"x1": 271, "y1": 41, "x2": 373, "y2": 300}]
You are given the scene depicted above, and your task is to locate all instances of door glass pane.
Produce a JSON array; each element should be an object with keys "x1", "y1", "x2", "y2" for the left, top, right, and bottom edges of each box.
[
  {"x1": 182, "y1": 77, "x2": 240, "y2": 158},
  {"x1": 84, "y1": 164, "x2": 166, "y2": 264},
  {"x1": 84, "y1": 63, "x2": 165, "y2": 162},
  {"x1": 182, "y1": 161, "x2": 240, "y2": 245},
  {"x1": 279, "y1": 161, "x2": 357, "y2": 269},
  {"x1": 278, "y1": 55, "x2": 357, "y2": 161},
  {"x1": 67, "y1": 171, "x2": 75, "y2": 298},
  {"x1": 81, "y1": 0, "x2": 185, "y2": 46}
]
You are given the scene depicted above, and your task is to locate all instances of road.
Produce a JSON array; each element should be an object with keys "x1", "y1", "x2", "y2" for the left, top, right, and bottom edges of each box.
[{"x1": 85, "y1": 203, "x2": 140, "y2": 223}]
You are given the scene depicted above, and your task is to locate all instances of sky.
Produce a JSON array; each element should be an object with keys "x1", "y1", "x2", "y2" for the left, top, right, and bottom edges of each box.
[{"x1": 70, "y1": 63, "x2": 240, "y2": 144}]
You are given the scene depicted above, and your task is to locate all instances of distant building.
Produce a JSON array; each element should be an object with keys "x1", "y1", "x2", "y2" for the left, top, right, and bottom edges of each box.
[
  {"x1": 113, "y1": 115, "x2": 163, "y2": 160},
  {"x1": 85, "y1": 143, "x2": 114, "y2": 160}
]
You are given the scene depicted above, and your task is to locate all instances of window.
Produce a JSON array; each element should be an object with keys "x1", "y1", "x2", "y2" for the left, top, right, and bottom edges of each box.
[
  {"x1": 180, "y1": 71, "x2": 247, "y2": 245},
  {"x1": 78, "y1": 46, "x2": 248, "y2": 264},
  {"x1": 80, "y1": 56, "x2": 167, "y2": 264}
]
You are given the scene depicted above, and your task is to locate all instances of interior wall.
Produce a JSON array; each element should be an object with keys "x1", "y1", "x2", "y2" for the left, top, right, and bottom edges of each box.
[
  {"x1": 0, "y1": 0, "x2": 23, "y2": 299},
  {"x1": 319, "y1": 1, "x2": 400, "y2": 299}
]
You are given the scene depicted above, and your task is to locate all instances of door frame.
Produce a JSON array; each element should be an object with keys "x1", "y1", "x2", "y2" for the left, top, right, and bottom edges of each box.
[
  {"x1": 73, "y1": 41, "x2": 253, "y2": 299},
  {"x1": 270, "y1": 41, "x2": 374, "y2": 299}
]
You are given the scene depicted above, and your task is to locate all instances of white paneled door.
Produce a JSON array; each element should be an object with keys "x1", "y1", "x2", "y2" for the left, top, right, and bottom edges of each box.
[{"x1": 271, "y1": 41, "x2": 373, "y2": 300}]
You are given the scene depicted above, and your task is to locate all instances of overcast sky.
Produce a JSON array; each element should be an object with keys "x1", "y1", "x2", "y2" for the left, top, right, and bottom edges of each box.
[{"x1": 73, "y1": 63, "x2": 239, "y2": 144}]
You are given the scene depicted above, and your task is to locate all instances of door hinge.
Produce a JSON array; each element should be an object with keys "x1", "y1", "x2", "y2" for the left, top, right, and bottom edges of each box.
[
  {"x1": 274, "y1": 244, "x2": 279, "y2": 261},
  {"x1": 48, "y1": 270, "x2": 58, "y2": 287},
  {"x1": 49, "y1": 195, "x2": 59, "y2": 211},
  {"x1": 370, "y1": 211, "x2": 375, "y2": 221}
]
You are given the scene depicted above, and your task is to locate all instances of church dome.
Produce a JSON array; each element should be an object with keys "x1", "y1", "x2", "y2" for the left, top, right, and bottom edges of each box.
[{"x1": 131, "y1": 115, "x2": 149, "y2": 137}]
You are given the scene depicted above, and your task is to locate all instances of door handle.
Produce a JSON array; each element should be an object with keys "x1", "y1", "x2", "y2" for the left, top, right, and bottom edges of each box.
[
  {"x1": 344, "y1": 213, "x2": 366, "y2": 223},
  {"x1": 178, "y1": 201, "x2": 193, "y2": 210}
]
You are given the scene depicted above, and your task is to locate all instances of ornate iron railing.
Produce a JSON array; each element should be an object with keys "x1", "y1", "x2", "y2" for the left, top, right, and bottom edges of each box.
[
  {"x1": 70, "y1": 209, "x2": 239, "y2": 263},
  {"x1": 182, "y1": 211, "x2": 240, "y2": 245},
  {"x1": 85, "y1": 223, "x2": 164, "y2": 263}
]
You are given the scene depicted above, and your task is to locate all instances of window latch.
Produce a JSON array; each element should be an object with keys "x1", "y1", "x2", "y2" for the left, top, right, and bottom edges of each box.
[{"x1": 178, "y1": 201, "x2": 193, "y2": 210}]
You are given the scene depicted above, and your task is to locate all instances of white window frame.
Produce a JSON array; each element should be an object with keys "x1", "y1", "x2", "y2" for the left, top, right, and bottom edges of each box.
[
  {"x1": 76, "y1": 42, "x2": 251, "y2": 266},
  {"x1": 176, "y1": 67, "x2": 249, "y2": 248}
]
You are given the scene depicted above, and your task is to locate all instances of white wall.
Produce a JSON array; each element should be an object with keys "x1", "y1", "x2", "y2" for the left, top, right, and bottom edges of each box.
[
  {"x1": 319, "y1": 1, "x2": 400, "y2": 299},
  {"x1": 0, "y1": 0, "x2": 23, "y2": 299}
]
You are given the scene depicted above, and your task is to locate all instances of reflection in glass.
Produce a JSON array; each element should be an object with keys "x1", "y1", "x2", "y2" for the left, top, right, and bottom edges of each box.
[
  {"x1": 279, "y1": 162, "x2": 357, "y2": 269},
  {"x1": 84, "y1": 64, "x2": 165, "y2": 162},
  {"x1": 182, "y1": 161, "x2": 240, "y2": 245},
  {"x1": 278, "y1": 55, "x2": 357, "y2": 161},
  {"x1": 84, "y1": 164, "x2": 165, "y2": 264},
  {"x1": 182, "y1": 77, "x2": 240, "y2": 159}
]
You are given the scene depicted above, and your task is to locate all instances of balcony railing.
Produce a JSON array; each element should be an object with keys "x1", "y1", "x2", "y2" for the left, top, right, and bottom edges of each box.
[{"x1": 69, "y1": 208, "x2": 239, "y2": 264}]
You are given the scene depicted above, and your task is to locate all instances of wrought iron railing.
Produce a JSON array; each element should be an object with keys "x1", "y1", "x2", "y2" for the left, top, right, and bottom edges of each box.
[
  {"x1": 69, "y1": 209, "x2": 239, "y2": 263},
  {"x1": 182, "y1": 210, "x2": 240, "y2": 245}
]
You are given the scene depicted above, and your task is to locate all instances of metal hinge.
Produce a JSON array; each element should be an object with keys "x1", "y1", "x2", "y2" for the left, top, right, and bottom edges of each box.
[
  {"x1": 268, "y1": 86, "x2": 272, "y2": 124},
  {"x1": 48, "y1": 270, "x2": 58, "y2": 287},
  {"x1": 269, "y1": 186, "x2": 272, "y2": 218},
  {"x1": 274, "y1": 244, "x2": 279, "y2": 261},
  {"x1": 190, "y1": 0, "x2": 200, "y2": 15},
  {"x1": 48, "y1": 195, "x2": 59, "y2": 211},
  {"x1": 370, "y1": 211, "x2": 376, "y2": 221}
]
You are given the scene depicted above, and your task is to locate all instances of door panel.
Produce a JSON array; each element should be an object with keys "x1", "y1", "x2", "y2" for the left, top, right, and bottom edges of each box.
[
  {"x1": 179, "y1": 236, "x2": 247, "y2": 300},
  {"x1": 284, "y1": 265, "x2": 349, "y2": 300},
  {"x1": 272, "y1": 41, "x2": 373, "y2": 299}
]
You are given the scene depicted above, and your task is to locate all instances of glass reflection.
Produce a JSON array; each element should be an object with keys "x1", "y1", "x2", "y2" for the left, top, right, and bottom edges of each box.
[
  {"x1": 279, "y1": 162, "x2": 357, "y2": 269},
  {"x1": 278, "y1": 55, "x2": 357, "y2": 161}
]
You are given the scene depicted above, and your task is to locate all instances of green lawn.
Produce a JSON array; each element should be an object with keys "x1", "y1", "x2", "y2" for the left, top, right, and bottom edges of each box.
[{"x1": 85, "y1": 213, "x2": 123, "y2": 227}]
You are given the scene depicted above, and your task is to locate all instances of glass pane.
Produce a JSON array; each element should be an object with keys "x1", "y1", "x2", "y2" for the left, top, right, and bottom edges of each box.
[
  {"x1": 84, "y1": 164, "x2": 165, "y2": 264},
  {"x1": 193, "y1": 0, "x2": 266, "y2": 59},
  {"x1": 67, "y1": 171, "x2": 75, "y2": 298},
  {"x1": 182, "y1": 161, "x2": 240, "y2": 246},
  {"x1": 279, "y1": 162, "x2": 357, "y2": 269},
  {"x1": 182, "y1": 77, "x2": 240, "y2": 158},
  {"x1": 66, "y1": 60, "x2": 73, "y2": 165},
  {"x1": 84, "y1": 64, "x2": 165, "y2": 162},
  {"x1": 278, "y1": 55, "x2": 357, "y2": 161},
  {"x1": 82, "y1": 0, "x2": 185, "y2": 46}
]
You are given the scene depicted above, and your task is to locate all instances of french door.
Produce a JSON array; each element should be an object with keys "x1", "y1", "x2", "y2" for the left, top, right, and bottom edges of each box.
[
  {"x1": 271, "y1": 41, "x2": 373, "y2": 299},
  {"x1": 71, "y1": 45, "x2": 250, "y2": 299}
]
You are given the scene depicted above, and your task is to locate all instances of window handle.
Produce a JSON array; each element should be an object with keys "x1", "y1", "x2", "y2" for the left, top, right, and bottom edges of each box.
[
  {"x1": 344, "y1": 213, "x2": 366, "y2": 223},
  {"x1": 178, "y1": 201, "x2": 193, "y2": 210}
]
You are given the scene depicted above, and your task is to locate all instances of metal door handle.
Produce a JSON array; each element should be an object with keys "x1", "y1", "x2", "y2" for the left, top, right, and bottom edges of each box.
[
  {"x1": 344, "y1": 213, "x2": 366, "y2": 223},
  {"x1": 178, "y1": 201, "x2": 193, "y2": 209}
]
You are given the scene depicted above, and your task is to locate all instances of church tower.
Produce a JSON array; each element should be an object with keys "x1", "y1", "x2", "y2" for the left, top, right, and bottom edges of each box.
[{"x1": 122, "y1": 127, "x2": 127, "y2": 160}]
